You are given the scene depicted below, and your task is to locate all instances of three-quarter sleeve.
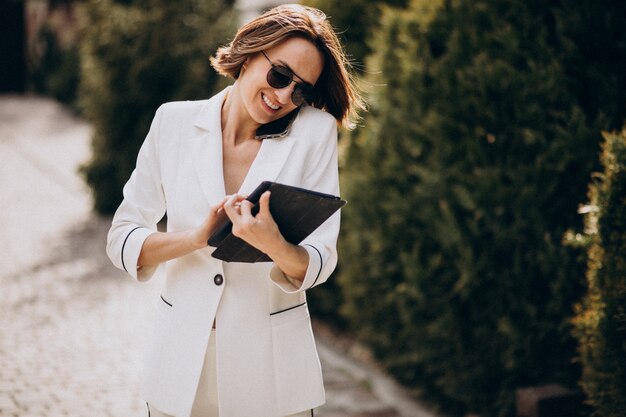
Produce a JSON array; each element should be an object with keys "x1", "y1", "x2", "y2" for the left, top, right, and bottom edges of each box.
[
  {"x1": 106, "y1": 106, "x2": 167, "y2": 281},
  {"x1": 269, "y1": 115, "x2": 341, "y2": 293}
]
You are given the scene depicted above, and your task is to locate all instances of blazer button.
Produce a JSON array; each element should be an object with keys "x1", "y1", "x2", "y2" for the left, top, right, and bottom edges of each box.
[{"x1": 214, "y1": 274, "x2": 224, "y2": 286}]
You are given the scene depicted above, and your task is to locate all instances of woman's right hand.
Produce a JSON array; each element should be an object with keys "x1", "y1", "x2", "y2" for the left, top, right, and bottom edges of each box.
[
  {"x1": 189, "y1": 196, "x2": 229, "y2": 248},
  {"x1": 138, "y1": 196, "x2": 246, "y2": 269}
]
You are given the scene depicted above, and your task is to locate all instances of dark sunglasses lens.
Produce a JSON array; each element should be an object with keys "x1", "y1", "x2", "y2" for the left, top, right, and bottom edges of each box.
[
  {"x1": 267, "y1": 67, "x2": 292, "y2": 88},
  {"x1": 292, "y1": 85, "x2": 313, "y2": 106}
]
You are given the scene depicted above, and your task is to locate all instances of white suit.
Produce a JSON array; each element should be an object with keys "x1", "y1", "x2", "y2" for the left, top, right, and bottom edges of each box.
[{"x1": 107, "y1": 87, "x2": 340, "y2": 417}]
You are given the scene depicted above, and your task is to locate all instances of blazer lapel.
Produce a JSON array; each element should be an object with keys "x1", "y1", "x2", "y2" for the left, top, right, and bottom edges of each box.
[
  {"x1": 237, "y1": 136, "x2": 295, "y2": 196},
  {"x1": 191, "y1": 86, "x2": 297, "y2": 201},
  {"x1": 192, "y1": 89, "x2": 228, "y2": 204}
]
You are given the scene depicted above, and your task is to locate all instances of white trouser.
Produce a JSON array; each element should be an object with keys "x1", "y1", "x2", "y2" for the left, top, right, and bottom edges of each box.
[
  {"x1": 147, "y1": 330, "x2": 314, "y2": 417},
  {"x1": 148, "y1": 407, "x2": 312, "y2": 417}
]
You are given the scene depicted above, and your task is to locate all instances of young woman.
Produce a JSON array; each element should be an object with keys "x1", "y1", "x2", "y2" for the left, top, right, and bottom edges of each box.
[{"x1": 106, "y1": 4, "x2": 364, "y2": 417}]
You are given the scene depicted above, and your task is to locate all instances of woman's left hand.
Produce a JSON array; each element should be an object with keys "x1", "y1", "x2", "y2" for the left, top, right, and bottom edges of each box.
[
  {"x1": 223, "y1": 191, "x2": 309, "y2": 281},
  {"x1": 223, "y1": 191, "x2": 283, "y2": 254}
]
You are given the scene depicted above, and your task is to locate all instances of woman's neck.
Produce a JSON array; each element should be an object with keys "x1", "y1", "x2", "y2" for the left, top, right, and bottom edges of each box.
[{"x1": 221, "y1": 83, "x2": 260, "y2": 145}]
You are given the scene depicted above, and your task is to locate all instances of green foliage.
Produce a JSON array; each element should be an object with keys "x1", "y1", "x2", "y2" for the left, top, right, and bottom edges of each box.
[
  {"x1": 301, "y1": 0, "x2": 409, "y2": 71},
  {"x1": 78, "y1": 0, "x2": 235, "y2": 213},
  {"x1": 571, "y1": 129, "x2": 626, "y2": 417},
  {"x1": 337, "y1": 0, "x2": 626, "y2": 416}
]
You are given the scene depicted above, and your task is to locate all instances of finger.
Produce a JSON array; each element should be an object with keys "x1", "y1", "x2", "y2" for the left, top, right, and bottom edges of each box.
[
  {"x1": 239, "y1": 200, "x2": 254, "y2": 218},
  {"x1": 225, "y1": 194, "x2": 248, "y2": 210},
  {"x1": 258, "y1": 191, "x2": 271, "y2": 217},
  {"x1": 223, "y1": 194, "x2": 241, "y2": 220},
  {"x1": 210, "y1": 197, "x2": 228, "y2": 213},
  {"x1": 225, "y1": 194, "x2": 239, "y2": 205},
  {"x1": 227, "y1": 194, "x2": 246, "y2": 209}
]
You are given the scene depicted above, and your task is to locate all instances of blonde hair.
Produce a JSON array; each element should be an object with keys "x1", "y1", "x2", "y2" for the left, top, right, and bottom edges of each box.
[{"x1": 210, "y1": 4, "x2": 365, "y2": 129}]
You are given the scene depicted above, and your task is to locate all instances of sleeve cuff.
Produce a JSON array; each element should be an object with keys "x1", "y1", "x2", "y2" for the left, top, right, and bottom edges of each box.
[
  {"x1": 121, "y1": 227, "x2": 157, "y2": 281},
  {"x1": 269, "y1": 243, "x2": 323, "y2": 294}
]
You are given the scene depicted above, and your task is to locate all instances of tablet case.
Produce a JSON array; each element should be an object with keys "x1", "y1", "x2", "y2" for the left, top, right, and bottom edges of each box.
[{"x1": 207, "y1": 181, "x2": 346, "y2": 262}]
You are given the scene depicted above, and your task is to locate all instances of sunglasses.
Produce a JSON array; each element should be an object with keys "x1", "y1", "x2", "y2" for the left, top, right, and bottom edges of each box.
[{"x1": 261, "y1": 51, "x2": 314, "y2": 107}]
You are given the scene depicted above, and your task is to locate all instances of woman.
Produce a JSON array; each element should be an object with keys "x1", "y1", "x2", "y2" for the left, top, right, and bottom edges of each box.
[{"x1": 106, "y1": 4, "x2": 364, "y2": 417}]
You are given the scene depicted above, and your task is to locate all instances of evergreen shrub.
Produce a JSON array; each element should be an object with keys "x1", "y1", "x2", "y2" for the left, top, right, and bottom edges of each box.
[
  {"x1": 78, "y1": 0, "x2": 235, "y2": 213},
  {"x1": 570, "y1": 129, "x2": 626, "y2": 417},
  {"x1": 30, "y1": 25, "x2": 80, "y2": 108},
  {"x1": 337, "y1": 0, "x2": 626, "y2": 416}
]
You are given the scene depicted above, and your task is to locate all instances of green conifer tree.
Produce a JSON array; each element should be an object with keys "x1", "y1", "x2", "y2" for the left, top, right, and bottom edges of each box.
[
  {"x1": 338, "y1": 0, "x2": 626, "y2": 415},
  {"x1": 572, "y1": 129, "x2": 626, "y2": 417}
]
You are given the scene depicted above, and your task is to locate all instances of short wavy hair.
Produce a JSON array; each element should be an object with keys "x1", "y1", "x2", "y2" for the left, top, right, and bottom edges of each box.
[{"x1": 210, "y1": 4, "x2": 365, "y2": 129}]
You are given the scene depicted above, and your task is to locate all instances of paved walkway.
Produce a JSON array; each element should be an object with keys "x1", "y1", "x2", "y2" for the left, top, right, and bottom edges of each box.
[{"x1": 0, "y1": 96, "x2": 438, "y2": 417}]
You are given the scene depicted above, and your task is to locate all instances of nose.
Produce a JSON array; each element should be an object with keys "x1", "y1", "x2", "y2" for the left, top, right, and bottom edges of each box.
[{"x1": 273, "y1": 82, "x2": 296, "y2": 105}]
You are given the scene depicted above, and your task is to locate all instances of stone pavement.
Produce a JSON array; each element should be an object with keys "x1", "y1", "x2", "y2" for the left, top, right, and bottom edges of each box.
[{"x1": 0, "y1": 96, "x2": 439, "y2": 417}]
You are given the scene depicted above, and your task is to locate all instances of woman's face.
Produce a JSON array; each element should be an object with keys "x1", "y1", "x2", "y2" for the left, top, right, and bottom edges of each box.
[{"x1": 237, "y1": 37, "x2": 324, "y2": 125}]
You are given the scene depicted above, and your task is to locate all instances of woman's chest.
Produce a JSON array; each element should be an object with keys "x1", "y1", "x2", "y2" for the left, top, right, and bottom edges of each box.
[
  {"x1": 158, "y1": 130, "x2": 309, "y2": 230},
  {"x1": 222, "y1": 139, "x2": 262, "y2": 195}
]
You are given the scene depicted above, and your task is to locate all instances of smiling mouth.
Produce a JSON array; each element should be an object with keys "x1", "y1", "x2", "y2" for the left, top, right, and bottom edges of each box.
[{"x1": 262, "y1": 93, "x2": 280, "y2": 111}]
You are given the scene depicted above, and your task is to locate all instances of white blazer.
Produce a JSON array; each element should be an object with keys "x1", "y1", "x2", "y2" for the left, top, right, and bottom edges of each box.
[{"x1": 106, "y1": 87, "x2": 341, "y2": 417}]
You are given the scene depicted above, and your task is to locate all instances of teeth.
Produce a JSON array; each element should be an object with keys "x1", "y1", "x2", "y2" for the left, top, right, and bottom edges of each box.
[{"x1": 262, "y1": 93, "x2": 280, "y2": 110}]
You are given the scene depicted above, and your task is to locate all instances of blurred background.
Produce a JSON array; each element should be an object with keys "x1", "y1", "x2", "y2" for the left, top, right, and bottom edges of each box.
[{"x1": 1, "y1": 0, "x2": 626, "y2": 416}]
